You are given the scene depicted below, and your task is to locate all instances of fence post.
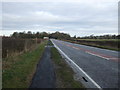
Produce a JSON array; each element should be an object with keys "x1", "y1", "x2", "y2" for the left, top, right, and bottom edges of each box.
[
  {"x1": 6, "y1": 49, "x2": 8, "y2": 58},
  {"x1": 36, "y1": 37, "x2": 37, "y2": 46},
  {"x1": 24, "y1": 40, "x2": 27, "y2": 52}
]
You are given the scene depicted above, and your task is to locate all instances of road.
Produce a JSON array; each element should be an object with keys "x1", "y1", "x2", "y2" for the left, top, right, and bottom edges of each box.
[{"x1": 51, "y1": 39, "x2": 119, "y2": 88}]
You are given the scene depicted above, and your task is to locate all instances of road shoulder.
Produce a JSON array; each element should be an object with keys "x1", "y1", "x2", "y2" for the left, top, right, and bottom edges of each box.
[{"x1": 51, "y1": 46, "x2": 84, "y2": 88}]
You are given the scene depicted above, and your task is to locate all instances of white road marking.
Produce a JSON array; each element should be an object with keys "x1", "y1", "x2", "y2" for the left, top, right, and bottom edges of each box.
[
  {"x1": 51, "y1": 39, "x2": 102, "y2": 89},
  {"x1": 86, "y1": 51, "x2": 109, "y2": 60},
  {"x1": 64, "y1": 43, "x2": 118, "y2": 61},
  {"x1": 72, "y1": 47, "x2": 79, "y2": 50}
]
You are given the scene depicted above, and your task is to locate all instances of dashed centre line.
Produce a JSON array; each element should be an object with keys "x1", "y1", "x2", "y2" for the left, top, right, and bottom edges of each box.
[
  {"x1": 85, "y1": 51, "x2": 110, "y2": 60},
  {"x1": 61, "y1": 42, "x2": 119, "y2": 62}
]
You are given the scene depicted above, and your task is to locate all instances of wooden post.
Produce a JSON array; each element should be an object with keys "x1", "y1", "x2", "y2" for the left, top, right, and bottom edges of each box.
[
  {"x1": 6, "y1": 49, "x2": 8, "y2": 58},
  {"x1": 24, "y1": 40, "x2": 27, "y2": 52},
  {"x1": 36, "y1": 37, "x2": 37, "y2": 46}
]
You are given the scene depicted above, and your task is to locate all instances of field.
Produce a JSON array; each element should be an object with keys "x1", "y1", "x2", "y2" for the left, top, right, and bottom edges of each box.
[
  {"x1": 77, "y1": 39, "x2": 120, "y2": 41},
  {"x1": 2, "y1": 37, "x2": 42, "y2": 58},
  {"x1": 2, "y1": 40, "x2": 47, "y2": 88},
  {"x1": 65, "y1": 39, "x2": 119, "y2": 51},
  {"x1": 2, "y1": 37, "x2": 47, "y2": 88}
]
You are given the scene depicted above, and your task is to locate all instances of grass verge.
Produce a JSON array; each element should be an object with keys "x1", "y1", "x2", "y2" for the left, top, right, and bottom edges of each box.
[
  {"x1": 64, "y1": 40, "x2": 119, "y2": 51},
  {"x1": 2, "y1": 40, "x2": 47, "y2": 88},
  {"x1": 51, "y1": 44, "x2": 84, "y2": 88},
  {"x1": 75, "y1": 42, "x2": 119, "y2": 51}
]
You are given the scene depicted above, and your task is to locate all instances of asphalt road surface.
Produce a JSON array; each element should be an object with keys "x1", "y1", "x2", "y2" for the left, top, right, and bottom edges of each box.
[
  {"x1": 51, "y1": 39, "x2": 119, "y2": 88},
  {"x1": 29, "y1": 45, "x2": 55, "y2": 88}
]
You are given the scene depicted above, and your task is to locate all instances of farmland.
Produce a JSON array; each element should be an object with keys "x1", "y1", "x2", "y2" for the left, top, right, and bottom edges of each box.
[
  {"x1": 2, "y1": 36, "x2": 47, "y2": 88},
  {"x1": 2, "y1": 39, "x2": 47, "y2": 88},
  {"x1": 65, "y1": 39, "x2": 119, "y2": 51},
  {"x1": 1, "y1": 32, "x2": 120, "y2": 88},
  {"x1": 2, "y1": 37, "x2": 43, "y2": 58}
]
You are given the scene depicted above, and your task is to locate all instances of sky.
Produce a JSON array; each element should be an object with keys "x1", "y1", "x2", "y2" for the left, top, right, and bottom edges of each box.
[{"x1": 1, "y1": 0, "x2": 119, "y2": 37}]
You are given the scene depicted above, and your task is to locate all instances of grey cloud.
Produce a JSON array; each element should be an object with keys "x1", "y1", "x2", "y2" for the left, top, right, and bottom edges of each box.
[{"x1": 1, "y1": 1, "x2": 118, "y2": 36}]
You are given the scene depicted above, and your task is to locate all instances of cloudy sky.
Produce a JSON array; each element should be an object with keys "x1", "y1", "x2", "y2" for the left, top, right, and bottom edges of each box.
[{"x1": 1, "y1": 0, "x2": 119, "y2": 36}]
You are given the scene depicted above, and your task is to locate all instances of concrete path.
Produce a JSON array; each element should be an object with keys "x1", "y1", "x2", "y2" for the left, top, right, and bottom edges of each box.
[{"x1": 29, "y1": 44, "x2": 55, "y2": 88}]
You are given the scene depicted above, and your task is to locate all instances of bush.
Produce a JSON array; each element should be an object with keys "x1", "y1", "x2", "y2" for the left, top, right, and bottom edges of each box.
[{"x1": 2, "y1": 37, "x2": 42, "y2": 58}]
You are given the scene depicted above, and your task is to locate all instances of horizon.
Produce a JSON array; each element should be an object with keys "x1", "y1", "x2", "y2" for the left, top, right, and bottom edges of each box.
[{"x1": 1, "y1": 30, "x2": 119, "y2": 38}]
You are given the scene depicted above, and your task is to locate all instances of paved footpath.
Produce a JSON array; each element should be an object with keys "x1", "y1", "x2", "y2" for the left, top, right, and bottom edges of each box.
[{"x1": 29, "y1": 45, "x2": 55, "y2": 88}]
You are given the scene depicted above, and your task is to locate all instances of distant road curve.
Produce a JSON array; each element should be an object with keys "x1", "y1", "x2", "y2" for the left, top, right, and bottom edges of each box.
[{"x1": 51, "y1": 39, "x2": 119, "y2": 88}]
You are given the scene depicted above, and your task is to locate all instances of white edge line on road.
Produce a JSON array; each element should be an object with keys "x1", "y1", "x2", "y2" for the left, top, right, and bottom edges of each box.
[{"x1": 51, "y1": 39, "x2": 102, "y2": 89}]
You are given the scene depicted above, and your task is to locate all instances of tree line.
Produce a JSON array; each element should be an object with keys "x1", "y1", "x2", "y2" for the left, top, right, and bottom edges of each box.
[
  {"x1": 77, "y1": 34, "x2": 120, "y2": 39},
  {"x1": 10, "y1": 31, "x2": 119, "y2": 39},
  {"x1": 11, "y1": 31, "x2": 71, "y2": 40}
]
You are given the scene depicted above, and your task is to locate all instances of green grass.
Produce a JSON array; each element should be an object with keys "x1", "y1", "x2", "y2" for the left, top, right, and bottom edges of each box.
[
  {"x1": 51, "y1": 46, "x2": 84, "y2": 88},
  {"x1": 47, "y1": 39, "x2": 54, "y2": 46},
  {"x1": 64, "y1": 39, "x2": 119, "y2": 51},
  {"x1": 77, "y1": 43, "x2": 120, "y2": 51},
  {"x1": 77, "y1": 39, "x2": 120, "y2": 41},
  {"x1": 2, "y1": 41, "x2": 47, "y2": 88}
]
